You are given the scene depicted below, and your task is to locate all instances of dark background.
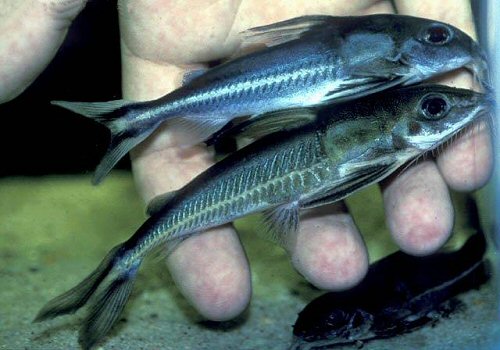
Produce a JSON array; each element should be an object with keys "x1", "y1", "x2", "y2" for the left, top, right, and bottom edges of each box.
[
  {"x1": 0, "y1": 0, "x2": 122, "y2": 177},
  {"x1": 0, "y1": 1, "x2": 485, "y2": 177}
]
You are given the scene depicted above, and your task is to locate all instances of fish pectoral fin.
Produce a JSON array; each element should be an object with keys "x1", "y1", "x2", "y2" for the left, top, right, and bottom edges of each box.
[
  {"x1": 207, "y1": 109, "x2": 317, "y2": 145},
  {"x1": 351, "y1": 56, "x2": 411, "y2": 80},
  {"x1": 240, "y1": 15, "x2": 332, "y2": 48},
  {"x1": 146, "y1": 191, "x2": 179, "y2": 216},
  {"x1": 321, "y1": 73, "x2": 411, "y2": 105},
  {"x1": 302, "y1": 158, "x2": 405, "y2": 209},
  {"x1": 259, "y1": 201, "x2": 300, "y2": 249}
]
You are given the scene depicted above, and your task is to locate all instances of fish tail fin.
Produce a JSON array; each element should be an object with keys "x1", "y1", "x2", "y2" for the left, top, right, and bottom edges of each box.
[
  {"x1": 79, "y1": 261, "x2": 140, "y2": 350},
  {"x1": 34, "y1": 243, "x2": 142, "y2": 349},
  {"x1": 52, "y1": 100, "x2": 158, "y2": 185}
]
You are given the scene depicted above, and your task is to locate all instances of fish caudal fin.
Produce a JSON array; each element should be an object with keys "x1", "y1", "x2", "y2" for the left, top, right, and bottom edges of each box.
[
  {"x1": 34, "y1": 243, "x2": 142, "y2": 349},
  {"x1": 79, "y1": 264, "x2": 139, "y2": 350},
  {"x1": 52, "y1": 100, "x2": 158, "y2": 185}
]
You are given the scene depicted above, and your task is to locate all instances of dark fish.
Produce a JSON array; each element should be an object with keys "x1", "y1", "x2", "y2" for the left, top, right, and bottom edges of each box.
[
  {"x1": 52, "y1": 14, "x2": 489, "y2": 184},
  {"x1": 290, "y1": 199, "x2": 490, "y2": 350},
  {"x1": 35, "y1": 85, "x2": 492, "y2": 349}
]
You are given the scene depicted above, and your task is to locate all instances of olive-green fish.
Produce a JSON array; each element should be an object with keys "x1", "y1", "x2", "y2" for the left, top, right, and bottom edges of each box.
[{"x1": 35, "y1": 85, "x2": 492, "y2": 349}]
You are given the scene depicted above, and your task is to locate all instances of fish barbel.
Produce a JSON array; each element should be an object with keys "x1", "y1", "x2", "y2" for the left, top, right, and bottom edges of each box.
[
  {"x1": 52, "y1": 14, "x2": 489, "y2": 184},
  {"x1": 36, "y1": 85, "x2": 492, "y2": 349}
]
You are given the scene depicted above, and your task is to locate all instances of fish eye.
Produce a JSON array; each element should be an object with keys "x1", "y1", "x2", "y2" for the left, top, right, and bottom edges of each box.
[
  {"x1": 423, "y1": 24, "x2": 453, "y2": 45},
  {"x1": 420, "y1": 95, "x2": 450, "y2": 119}
]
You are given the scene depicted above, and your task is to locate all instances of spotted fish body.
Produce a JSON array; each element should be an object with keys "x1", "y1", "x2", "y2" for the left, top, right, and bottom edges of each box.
[
  {"x1": 35, "y1": 85, "x2": 492, "y2": 349},
  {"x1": 52, "y1": 14, "x2": 489, "y2": 184}
]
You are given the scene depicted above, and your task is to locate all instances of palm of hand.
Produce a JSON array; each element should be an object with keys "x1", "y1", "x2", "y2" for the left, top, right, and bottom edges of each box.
[{"x1": 117, "y1": 0, "x2": 491, "y2": 322}]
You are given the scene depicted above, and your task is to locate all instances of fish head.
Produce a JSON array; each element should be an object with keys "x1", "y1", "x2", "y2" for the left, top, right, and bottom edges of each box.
[
  {"x1": 390, "y1": 85, "x2": 493, "y2": 151},
  {"x1": 293, "y1": 306, "x2": 375, "y2": 346},
  {"x1": 396, "y1": 16, "x2": 490, "y2": 88}
]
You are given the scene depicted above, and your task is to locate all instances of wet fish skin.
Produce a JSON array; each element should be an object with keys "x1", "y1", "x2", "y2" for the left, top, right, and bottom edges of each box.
[
  {"x1": 35, "y1": 85, "x2": 491, "y2": 349},
  {"x1": 52, "y1": 14, "x2": 489, "y2": 184},
  {"x1": 290, "y1": 199, "x2": 490, "y2": 349}
]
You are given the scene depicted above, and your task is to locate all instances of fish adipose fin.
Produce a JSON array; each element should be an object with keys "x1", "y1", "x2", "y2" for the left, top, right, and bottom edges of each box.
[
  {"x1": 241, "y1": 15, "x2": 332, "y2": 48},
  {"x1": 52, "y1": 100, "x2": 159, "y2": 185},
  {"x1": 182, "y1": 68, "x2": 209, "y2": 85},
  {"x1": 146, "y1": 190, "x2": 178, "y2": 216},
  {"x1": 34, "y1": 243, "x2": 141, "y2": 350},
  {"x1": 260, "y1": 201, "x2": 300, "y2": 249}
]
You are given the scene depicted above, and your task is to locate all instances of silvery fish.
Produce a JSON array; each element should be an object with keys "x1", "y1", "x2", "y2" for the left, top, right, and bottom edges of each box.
[
  {"x1": 291, "y1": 199, "x2": 489, "y2": 350},
  {"x1": 35, "y1": 85, "x2": 492, "y2": 349},
  {"x1": 52, "y1": 14, "x2": 489, "y2": 184}
]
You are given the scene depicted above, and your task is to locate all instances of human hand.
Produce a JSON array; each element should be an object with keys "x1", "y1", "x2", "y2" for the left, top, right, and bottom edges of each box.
[
  {"x1": 118, "y1": 0, "x2": 492, "y2": 322},
  {"x1": 0, "y1": 0, "x2": 87, "y2": 103}
]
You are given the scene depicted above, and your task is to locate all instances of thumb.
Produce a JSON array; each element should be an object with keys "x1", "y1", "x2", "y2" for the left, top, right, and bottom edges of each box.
[{"x1": 0, "y1": 0, "x2": 88, "y2": 103}]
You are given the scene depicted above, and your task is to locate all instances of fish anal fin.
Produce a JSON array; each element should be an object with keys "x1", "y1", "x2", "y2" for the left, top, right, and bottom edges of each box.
[
  {"x1": 239, "y1": 109, "x2": 316, "y2": 139},
  {"x1": 167, "y1": 116, "x2": 230, "y2": 147},
  {"x1": 260, "y1": 201, "x2": 300, "y2": 249},
  {"x1": 206, "y1": 109, "x2": 316, "y2": 146}
]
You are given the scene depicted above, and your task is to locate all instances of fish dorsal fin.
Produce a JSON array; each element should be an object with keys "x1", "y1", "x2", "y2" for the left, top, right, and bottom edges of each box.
[
  {"x1": 260, "y1": 201, "x2": 300, "y2": 249},
  {"x1": 146, "y1": 191, "x2": 178, "y2": 216},
  {"x1": 241, "y1": 15, "x2": 332, "y2": 48}
]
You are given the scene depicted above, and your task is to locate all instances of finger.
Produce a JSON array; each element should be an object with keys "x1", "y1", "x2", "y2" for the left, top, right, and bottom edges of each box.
[
  {"x1": 284, "y1": 0, "x2": 396, "y2": 291},
  {"x1": 0, "y1": 0, "x2": 87, "y2": 103},
  {"x1": 382, "y1": 160, "x2": 454, "y2": 255},
  {"x1": 167, "y1": 226, "x2": 251, "y2": 321},
  {"x1": 290, "y1": 203, "x2": 369, "y2": 290},
  {"x1": 121, "y1": 52, "x2": 251, "y2": 321},
  {"x1": 437, "y1": 119, "x2": 493, "y2": 191},
  {"x1": 394, "y1": 0, "x2": 494, "y2": 191},
  {"x1": 133, "y1": 141, "x2": 252, "y2": 321}
]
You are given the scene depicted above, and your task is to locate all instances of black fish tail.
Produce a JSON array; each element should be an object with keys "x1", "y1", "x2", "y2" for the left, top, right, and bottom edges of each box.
[
  {"x1": 51, "y1": 100, "x2": 160, "y2": 185},
  {"x1": 34, "y1": 243, "x2": 141, "y2": 349}
]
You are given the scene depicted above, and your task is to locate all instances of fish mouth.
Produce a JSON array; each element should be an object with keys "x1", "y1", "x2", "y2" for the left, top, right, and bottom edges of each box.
[{"x1": 424, "y1": 107, "x2": 494, "y2": 152}]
